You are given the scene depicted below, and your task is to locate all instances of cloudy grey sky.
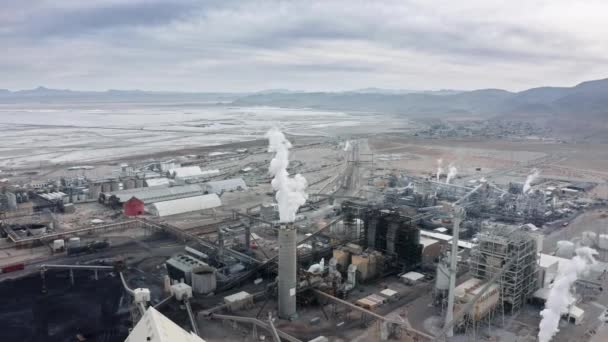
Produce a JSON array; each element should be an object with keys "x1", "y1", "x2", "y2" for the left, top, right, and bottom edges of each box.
[{"x1": 2, "y1": 0, "x2": 608, "y2": 92}]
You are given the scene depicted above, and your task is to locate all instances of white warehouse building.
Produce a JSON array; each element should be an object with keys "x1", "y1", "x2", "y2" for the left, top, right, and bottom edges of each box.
[
  {"x1": 149, "y1": 194, "x2": 222, "y2": 217},
  {"x1": 203, "y1": 178, "x2": 248, "y2": 194},
  {"x1": 170, "y1": 166, "x2": 204, "y2": 179}
]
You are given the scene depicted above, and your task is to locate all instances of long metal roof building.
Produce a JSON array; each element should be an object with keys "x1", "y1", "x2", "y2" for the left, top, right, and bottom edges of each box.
[
  {"x1": 203, "y1": 178, "x2": 248, "y2": 194},
  {"x1": 170, "y1": 166, "x2": 203, "y2": 179},
  {"x1": 149, "y1": 194, "x2": 222, "y2": 217},
  {"x1": 102, "y1": 184, "x2": 205, "y2": 204}
]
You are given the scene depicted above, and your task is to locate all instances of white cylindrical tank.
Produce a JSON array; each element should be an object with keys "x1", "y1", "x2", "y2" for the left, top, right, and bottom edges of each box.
[
  {"x1": 556, "y1": 240, "x2": 575, "y2": 258},
  {"x1": 67, "y1": 237, "x2": 81, "y2": 249}
]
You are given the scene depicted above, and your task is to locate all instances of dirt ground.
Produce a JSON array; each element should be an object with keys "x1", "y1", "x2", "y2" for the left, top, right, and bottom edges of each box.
[{"x1": 369, "y1": 136, "x2": 608, "y2": 183}]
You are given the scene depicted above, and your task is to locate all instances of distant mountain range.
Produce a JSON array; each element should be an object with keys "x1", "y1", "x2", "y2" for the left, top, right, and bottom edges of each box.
[
  {"x1": 234, "y1": 78, "x2": 608, "y2": 119},
  {"x1": 2, "y1": 80, "x2": 606, "y2": 119},
  {"x1": 2, "y1": 79, "x2": 607, "y2": 138},
  {"x1": 0, "y1": 86, "x2": 243, "y2": 103}
]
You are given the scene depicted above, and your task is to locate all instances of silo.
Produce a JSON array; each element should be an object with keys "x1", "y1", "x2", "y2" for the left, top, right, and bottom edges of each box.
[
  {"x1": 110, "y1": 181, "x2": 119, "y2": 192},
  {"x1": 88, "y1": 183, "x2": 102, "y2": 200},
  {"x1": 191, "y1": 265, "x2": 217, "y2": 294},
  {"x1": 123, "y1": 179, "x2": 136, "y2": 190},
  {"x1": 101, "y1": 182, "x2": 112, "y2": 193},
  {"x1": 278, "y1": 223, "x2": 297, "y2": 318}
]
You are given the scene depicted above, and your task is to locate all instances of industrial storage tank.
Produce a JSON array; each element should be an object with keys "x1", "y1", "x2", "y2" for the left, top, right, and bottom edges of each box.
[
  {"x1": 101, "y1": 182, "x2": 112, "y2": 193},
  {"x1": 135, "y1": 179, "x2": 144, "y2": 188},
  {"x1": 110, "y1": 181, "x2": 119, "y2": 192},
  {"x1": 191, "y1": 265, "x2": 217, "y2": 294},
  {"x1": 556, "y1": 240, "x2": 575, "y2": 258},
  {"x1": 26, "y1": 223, "x2": 47, "y2": 236},
  {"x1": 67, "y1": 237, "x2": 81, "y2": 249},
  {"x1": 123, "y1": 179, "x2": 136, "y2": 190}
]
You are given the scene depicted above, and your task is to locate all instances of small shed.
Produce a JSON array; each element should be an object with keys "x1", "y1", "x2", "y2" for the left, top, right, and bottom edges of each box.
[
  {"x1": 224, "y1": 291, "x2": 253, "y2": 311},
  {"x1": 123, "y1": 197, "x2": 145, "y2": 216},
  {"x1": 379, "y1": 288, "x2": 399, "y2": 300},
  {"x1": 567, "y1": 305, "x2": 584, "y2": 325},
  {"x1": 401, "y1": 271, "x2": 425, "y2": 285}
]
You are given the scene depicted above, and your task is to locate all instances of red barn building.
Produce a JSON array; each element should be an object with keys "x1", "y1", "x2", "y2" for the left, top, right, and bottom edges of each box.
[{"x1": 123, "y1": 197, "x2": 144, "y2": 216}]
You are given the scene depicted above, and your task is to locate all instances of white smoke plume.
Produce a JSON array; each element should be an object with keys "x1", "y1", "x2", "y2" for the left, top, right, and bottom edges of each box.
[
  {"x1": 436, "y1": 158, "x2": 444, "y2": 181},
  {"x1": 266, "y1": 128, "x2": 308, "y2": 223},
  {"x1": 538, "y1": 247, "x2": 598, "y2": 342},
  {"x1": 446, "y1": 164, "x2": 458, "y2": 184},
  {"x1": 523, "y1": 168, "x2": 540, "y2": 194},
  {"x1": 343, "y1": 140, "x2": 351, "y2": 151}
]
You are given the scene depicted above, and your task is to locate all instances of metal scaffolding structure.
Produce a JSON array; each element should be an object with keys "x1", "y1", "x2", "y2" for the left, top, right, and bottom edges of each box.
[{"x1": 469, "y1": 226, "x2": 539, "y2": 315}]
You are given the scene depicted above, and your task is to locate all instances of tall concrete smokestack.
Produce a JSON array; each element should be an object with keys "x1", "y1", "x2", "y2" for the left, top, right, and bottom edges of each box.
[
  {"x1": 266, "y1": 128, "x2": 307, "y2": 319},
  {"x1": 278, "y1": 223, "x2": 297, "y2": 318}
]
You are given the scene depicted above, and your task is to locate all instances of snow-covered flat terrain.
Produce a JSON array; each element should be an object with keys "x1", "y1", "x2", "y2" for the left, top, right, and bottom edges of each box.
[{"x1": 0, "y1": 103, "x2": 404, "y2": 167}]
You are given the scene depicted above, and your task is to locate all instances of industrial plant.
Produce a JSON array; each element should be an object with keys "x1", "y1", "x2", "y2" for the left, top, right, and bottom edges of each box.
[{"x1": 1, "y1": 126, "x2": 608, "y2": 342}]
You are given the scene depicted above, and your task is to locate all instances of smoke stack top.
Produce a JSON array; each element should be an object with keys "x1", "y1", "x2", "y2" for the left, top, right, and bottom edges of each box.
[
  {"x1": 266, "y1": 128, "x2": 308, "y2": 223},
  {"x1": 436, "y1": 158, "x2": 444, "y2": 181},
  {"x1": 446, "y1": 164, "x2": 458, "y2": 184},
  {"x1": 523, "y1": 168, "x2": 540, "y2": 194}
]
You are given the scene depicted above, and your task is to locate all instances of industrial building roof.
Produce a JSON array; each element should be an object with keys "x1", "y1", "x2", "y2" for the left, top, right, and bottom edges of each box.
[
  {"x1": 39, "y1": 192, "x2": 67, "y2": 201},
  {"x1": 125, "y1": 307, "x2": 206, "y2": 342},
  {"x1": 171, "y1": 166, "x2": 203, "y2": 179},
  {"x1": 204, "y1": 178, "x2": 248, "y2": 194},
  {"x1": 539, "y1": 253, "x2": 572, "y2": 273},
  {"x1": 420, "y1": 236, "x2": 440, "y2": 248},
  {"x1": 420, "y1": 230, "x2": 475, "y2": 249},
  {"x1": 149, "y1": 194, "x2": 221, "y2": 217},
  {"x1": 224, "y1": 291, "x2": 252, "y2": 303},
  {"x1": 166, "y1": 253, "x2": 209, "y2": 273},
  {"x1": 145, "y1": 178, "x2": 171, "y2": 187},
  {"x1": 401, "y1": 271, "x2": 425, "y2": 282},
  {"x1": 105, "y1": 184, "x2": 205, "y2": 204}
]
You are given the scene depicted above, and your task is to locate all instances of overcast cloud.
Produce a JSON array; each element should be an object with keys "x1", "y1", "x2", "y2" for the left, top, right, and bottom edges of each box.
[{"x1": 1, "y1": 0, "x2": 608, "y2": 92}]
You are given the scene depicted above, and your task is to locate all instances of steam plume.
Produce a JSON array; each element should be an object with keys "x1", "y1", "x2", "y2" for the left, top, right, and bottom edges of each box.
[
  {"x1": 523, "y1": 168, "x2": 540, "y2": 194},
  {"x1": 343, "y1": 141, "x2": 351, "y2": 151},
  {"x1": 266, "y1": 128, "x2": 308, "y2": 222},
  {"x1": 436, "y1": 158, "x2": 444, "y2": 181},
  {"x1": 446, "y1": 164, "x2": 458, "y2": 184},
  {"x1": 538, "y1": 247, "x2": 597, "y2": 342}
]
